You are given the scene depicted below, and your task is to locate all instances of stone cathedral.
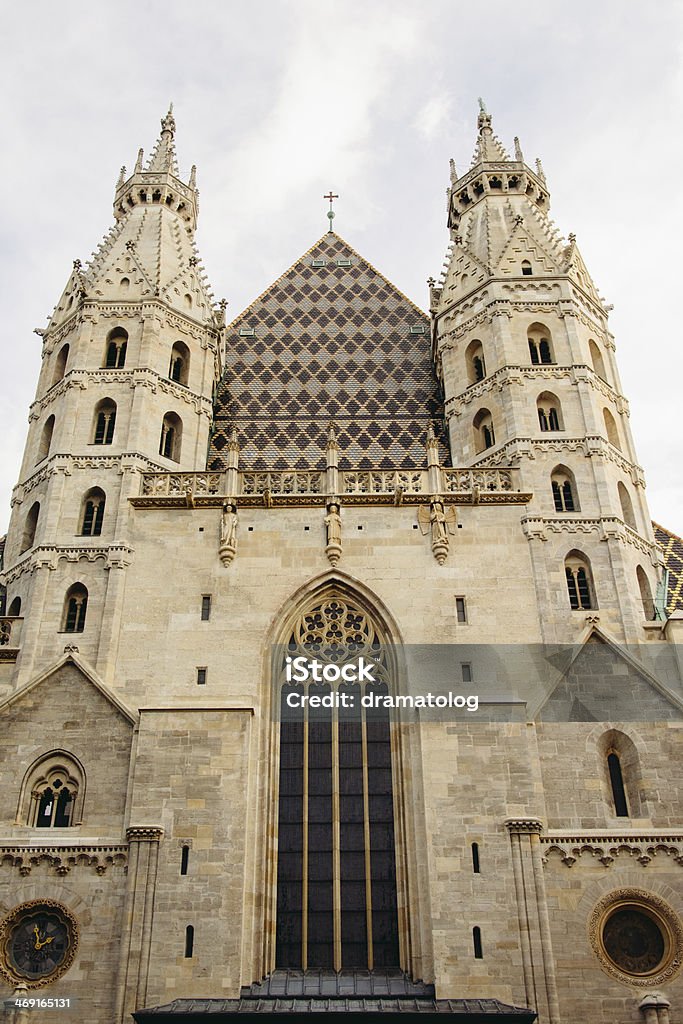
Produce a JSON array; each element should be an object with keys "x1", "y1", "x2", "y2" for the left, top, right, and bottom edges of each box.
[{"x1": 1, "y1": 104, "x2": 682, "y2": 1024}]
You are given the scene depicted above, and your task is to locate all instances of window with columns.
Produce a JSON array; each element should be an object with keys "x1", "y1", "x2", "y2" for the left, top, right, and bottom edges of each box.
[{"x1": 17, "y1": 752, "x2": 85, "y2": 828}]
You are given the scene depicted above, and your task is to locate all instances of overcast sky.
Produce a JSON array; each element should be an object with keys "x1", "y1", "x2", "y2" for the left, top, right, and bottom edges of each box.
[{"x1": 1, "y1": 1, "x2": 681, "y2": 536}]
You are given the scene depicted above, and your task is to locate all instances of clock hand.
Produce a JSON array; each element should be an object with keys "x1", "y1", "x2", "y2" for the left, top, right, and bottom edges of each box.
[
  {"x1": 37, "y1": 935, "x2": 55, "y2": 950},
  {"x1": 33, "y1": 925, "x2": 41, "y2": 950}
]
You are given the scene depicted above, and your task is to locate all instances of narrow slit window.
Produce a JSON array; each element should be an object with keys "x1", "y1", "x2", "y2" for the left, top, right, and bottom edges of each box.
[
  {"x1": 608, "y1": 752, "x2": 629, "y2": 817},
  {"x1": 196, "y1": 667, "x2": 207, "y2": 685},
  {"x1": 201, "y1": 595, "x2": 211, "y2": 621},
  {"x1": 473, "y1": 926, "x2": 483, "y2": 958},
  {"x1": 461, "y1": 663, "x2": 472, "y2": 683},
  {"x1": 471, "y1": 842, "x2": 480, "y2": 874},
  {"x1": 456, "y1": 597, "x2": 467, "y2": 623},
  {"x1": 181, "y1": 845, "x2": 190, "y2": 876},
  {"x1": 184, "y1": 925, "x2": 194, "y2": 958}
]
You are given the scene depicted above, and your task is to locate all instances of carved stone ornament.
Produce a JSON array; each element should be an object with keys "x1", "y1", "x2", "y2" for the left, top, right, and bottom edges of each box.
[
  {"x1": 588, "y1": 888, "x2": 683, "y2": 988},
  {"x1": 417, "y1": 497, "x2": 457, "y2": 564},
  {"x1": 324, "y1": 501, "x2": 342, "y2": 566},
  {"x1": 126, "y1": 826, "x2": 164, "y2": 843},
  {"x1": 219, "y1": 500, "x2": 238, "y2": 567}
]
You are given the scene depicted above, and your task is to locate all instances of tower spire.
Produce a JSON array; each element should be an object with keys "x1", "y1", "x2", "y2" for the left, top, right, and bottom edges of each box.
[
  {"x1": 145, "y1": 103, "x2": 180, "y2": 175},
  {"x1": 471, "y1": 99, "x2": 511, "y2": 164}
]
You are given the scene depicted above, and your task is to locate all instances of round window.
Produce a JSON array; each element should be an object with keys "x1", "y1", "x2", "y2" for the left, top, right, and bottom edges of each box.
[
  {"x1": 0, "y1": 901, "x2": 78, "y2": 988},
  {"x1": 589, "y1": 889, "x2": 683, "y2": 987}
]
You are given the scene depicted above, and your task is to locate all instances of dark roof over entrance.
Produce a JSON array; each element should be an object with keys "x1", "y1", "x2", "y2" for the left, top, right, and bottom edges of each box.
[
  {"x1": 208, "y1": 233, "x2": 449, "y2": 472},
  {"x1": 133, "y1": 970, "x2": 536, "y2": 1022}
]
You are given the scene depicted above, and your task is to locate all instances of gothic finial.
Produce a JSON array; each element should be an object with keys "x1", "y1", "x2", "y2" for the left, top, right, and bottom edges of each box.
[
  {"x1": 134, "y1": 148, "x2": 144, "y2": 173},
  {"x1": 161, "y1": 103, "x2": 176, "y2": 137},
  {"x1": 327, "y1": 420, "x2": 337, "y2": 444},
  {"x1": 323, "y1": 191, "x2": 339, "y2": 232},
  {"x1": 449, "y1": 157, "x2": 458, "y2": 184},
  {"x1": 514, "y1": 136, "x2": 524, "y2": 162},
  {"x1": 535, "y1": 157, "x2": 546, "y2": 183},
  {"x1": 189, "y1": 164, "x2": 197, "y2": 189},
  {"x1": 478, "y1": 97, "x2": 487, "y2": 114},
  {"x1": 117, "y1": 166, "x2": 126, "y2": 188}
]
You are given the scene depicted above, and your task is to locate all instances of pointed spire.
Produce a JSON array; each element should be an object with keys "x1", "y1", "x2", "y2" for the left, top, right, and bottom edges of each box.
[
  {"x1": 134, "y1": 148, "x2": 144, "y2": 173},
  {"x1": 535, "y1": 158, "x2": 546, "y2": 183},
  {"x1": 471, "y1": 99, "x2": 511, "y2": 164},
  {"x1": 514, "y1": 136, "x2": 524, "y2": 162},
  {"x1": 189, "y1": 164, "x2": 197, "y2": 190},
  {"x1": 145, "y1": 104, "x2": 180, "y2": 175},
  {"x1": 116, "y1": 166, "x2": 126, "y2": 189},
  {"x1": 449, "y1": 158, "x2": 458, "y2": 184}
]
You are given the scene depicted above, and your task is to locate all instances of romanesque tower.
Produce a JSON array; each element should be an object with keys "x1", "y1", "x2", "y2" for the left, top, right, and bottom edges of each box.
[
  {"x1": 431, "y1": 103, "x2": 664, "y2": 645},
  {"x1": 1, "y1": 108, "x2": 223, "y2": 684}
]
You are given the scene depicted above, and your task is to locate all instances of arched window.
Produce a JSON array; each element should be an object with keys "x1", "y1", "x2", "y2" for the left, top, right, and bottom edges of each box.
[
  {"x1": 20, "y1": 502, "x2": 40, "y2": 554},
  {"x1": 17, "y1": 751, "x2": 86, "y2": 828},
  {"x1": 62, "y1": 583, "x2": 88, "y2": 633},
  {"x1": 465, "y1": 340, "x2": 486, "y2": 385},
  {"x1": 80, "y1": 488, "x2": 106, "y2": 537},
  {"x1": 537, "y1": 392, "x2": 563, "y2": 432},
  {"x1": 551, "y1": 466, "x2": 577, "y2": 512},
  {"x1": 473, "y1": 408, "x2": 495, "y2": 453},
  {"x1": 598, "y1": 730, "x2": 643, "y2": 818},
  {"x1": 618, "y1": 482, "x2": 637, "y2": 530},
  {"x1": 104, "y1": 328, "x2": 128, "y2": 369},
  {"x1": 603, "y1": 408, "x2": 621, "y2": 450},
  {"x1": 93, "y1": 399, "x2": 116, "y2": 445},
  {"x1": 169, "y1": 341, "x2": 190, "y2": 386},
  {"x1": 521, "y1": 260, "x2": 532, "y2": 276},
  {"x1": 637, "y1": 566, "x2": 656, "y2": 621},
  {"x1": 565, "y1": 550, "x2": 596, "y2": 610},
  {"x1": 52, "y1": 344, "x2": 69, "y2": 386},
  {"x1": 8, "y1": 596, "x2": 21, "y2": 616},
  {"x1": 527, "y1": 323, "x2": 554, "y2": 365},
  {"x1": 588, "y1": 339, "x2": 608, "y2": 382},
  {"x1": 275, "y1": 592, "x2": 400, "y2": 971},
  {"x1": 36, "y1": 415, "x2": 55, "y2": 464},
  {"x1": 159, "y1": 412, "x2": 182, "y2": 462}
]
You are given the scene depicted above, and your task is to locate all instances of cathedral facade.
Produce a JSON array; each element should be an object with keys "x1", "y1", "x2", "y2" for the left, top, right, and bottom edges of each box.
[{"x1": 0, "y1": 106, "x2": 682, "y2": 1024}]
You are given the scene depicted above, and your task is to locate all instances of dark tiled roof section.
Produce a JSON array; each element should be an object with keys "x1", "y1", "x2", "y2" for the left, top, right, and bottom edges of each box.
[
  {"x1": 245, "y1": 970, "x2": 434, "y2": 999},
  {"x1": 653, "y1": 522, "x2": 683, "y2": 613},
  {"x1": 208, "y1": 233, "x2": 449, "y2": 472},
  {"x1": 134, "y1": 997, "x2": 536, "y2": 1019}
]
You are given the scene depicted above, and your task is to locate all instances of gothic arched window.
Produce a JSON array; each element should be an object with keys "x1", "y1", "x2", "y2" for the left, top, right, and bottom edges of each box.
[
  {"x1": 36, "y1": 415, "x2": 55, "y2": 464},
  {"x1": 473, "y1": 408, "x2": 495, "y2": 453},
  {"x1": 603, "y1": 408, "x2": 621, "y2": 451},
  {"x1": 527, "y1": 323, "x2": 554, "y2": 365},
  {"x1": 104, "y1": 328, "x2": 128, "y2": 369},
  {"x1": 598, "y1": 730, "x2": 643, "y2": 818},
  {"x1": 17, "y1": 751, "x2": 86, "y2": 828},
  {"x1": 52, "y1": 344, "x2": 69, "y2": 386},
  {"x1": 551, "y1": 466, "x2": 577, "y2": 512},
  {"x1": 80, "y1": 487, "x2": 106, "y2": 537},
  {"x1": 275, "y1": 593, "x2": 400, "y2": 972},
  {"x1": 636, "y1": 565, "x2": 656, "y2": 621},
  {"x1": 169, "y1": 341, "x2": 190, "y2": 386},
  {"x1": 160, "y1": 412, "x2": 182, "y2": 461},
  {"x1": 20, "y1": 502, "x2": 40, "y2": 554},
  {"x1": 465, "y1": 340, "x2": 486, "y2": 385},
  {"x1": 589, "y1": 338, "x2": 608, "y2": 382},
  {"x1": 537, "y1": 392, "x2": 563, "y2": 432},
  {"x1": 92, "y1": 399, "x2": 116, "y2": 445},
  {"x1": 62, "y1": 583, "x2": 88, "y2": 633},
  {"x1": 565, "y1": 550, "x2": 596, "y2": 610},
  {"x1": 618, "y1": 482, "x2": 637, "y2": 530}
]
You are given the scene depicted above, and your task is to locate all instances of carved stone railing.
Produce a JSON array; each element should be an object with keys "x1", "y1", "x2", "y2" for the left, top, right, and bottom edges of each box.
[
  {"x1": 134, "y1": 466, "x2": 527, "y2": 507},
  {"x1": 442, "y1": 468, "x2": 514, "y2": 493},
  {"x1": 242, "y1": 471, "x2": 324, "y2": 495},
  {"x1": 140, "y1": 472, "x2": 223, "y2": 497},
  {"x1": 341, "y1": 470, "x2": 426, "y2": 495}
]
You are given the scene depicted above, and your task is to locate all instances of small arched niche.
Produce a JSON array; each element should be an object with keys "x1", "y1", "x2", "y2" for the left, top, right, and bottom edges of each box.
[
  {"x1": 636, "y1": 565, "x2": 656, "y2": 621},
  {"x1": 588, "y1": 338, "x2": 608, "y2": 382},
  {"x1": 159, "y1": 412, "x2": 182, "y2": 462},
  {"x1": 465, "y1": 340, "x2": 486, "y2": 385},
  {"x1": 603, "y1": 408, "x2": 621, "y2": 450},
  {"x1": 104, "y1": 327, "x2": 128, "y2": 369},
  {"x1": 618, "y1": 482, "x2": 637, "y2": 530},
  {"x1": 36, "y1": 415, "x2": 55, "y2": 464},
  {"x1": 20, "y1": 502, "x2": 40, "y2": 554},
  {"x1": 52, "y1": 344, "x2": 69, "y2": 386}
]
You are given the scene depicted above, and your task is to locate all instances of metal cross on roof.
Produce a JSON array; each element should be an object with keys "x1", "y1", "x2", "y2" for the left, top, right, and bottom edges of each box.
[{"x1": 324, "y1": 191, "x2": 339, "y2": 231}]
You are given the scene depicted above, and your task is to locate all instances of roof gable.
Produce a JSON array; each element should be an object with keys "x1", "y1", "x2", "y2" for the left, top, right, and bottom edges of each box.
[{"x1": 209, "y1": 233, "x2": 447, "y2": 472}]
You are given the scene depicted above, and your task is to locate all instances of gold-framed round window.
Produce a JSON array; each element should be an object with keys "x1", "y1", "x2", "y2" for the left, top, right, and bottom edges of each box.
[
  {"x1": 589, "y1": 888, "x2": 683, "y2": 987},
  {"x1": 0, "y1": 900, "x2": 78, "y2": 988}
]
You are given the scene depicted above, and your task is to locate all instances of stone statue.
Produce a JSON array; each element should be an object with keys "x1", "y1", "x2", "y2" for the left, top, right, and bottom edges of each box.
[
  {"x1": 219, "y1": 500, "x2": 238, "y2": 566},
  {"x1": 417, "y1": 498, "x2": 457, "y2": 564},
  {"x1": 324, "y1": 502, "x2": 342, "y2": 565}
]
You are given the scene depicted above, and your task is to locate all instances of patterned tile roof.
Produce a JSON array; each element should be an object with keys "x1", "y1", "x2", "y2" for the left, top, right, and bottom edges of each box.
[
  {"x1": 653, "y1": 522, "x2": 683, "y2": 614},
  {"x1": 208, "y1": 233, "x2": 448, "y2": 472}
]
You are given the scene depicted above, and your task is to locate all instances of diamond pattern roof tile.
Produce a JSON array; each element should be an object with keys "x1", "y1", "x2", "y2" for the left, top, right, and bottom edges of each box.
[{"x1": 209, "y1": 233, "x2": 448, "y2": 472}]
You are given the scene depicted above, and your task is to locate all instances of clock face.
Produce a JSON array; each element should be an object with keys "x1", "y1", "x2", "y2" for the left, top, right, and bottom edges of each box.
[
  {"x1": 9, "y1": 911, "x2": 69, "y2": 980},
  {"x1": 0, "y1": 902, "x2": 77, "y2": 986}
]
